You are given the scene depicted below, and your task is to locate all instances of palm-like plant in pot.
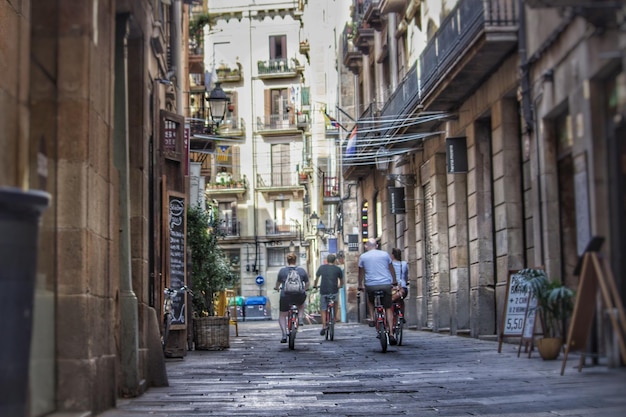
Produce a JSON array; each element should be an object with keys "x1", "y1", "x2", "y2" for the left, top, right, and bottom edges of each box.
[{"x1": 518, "y1": 268, "x2": 576, "y2": 360}]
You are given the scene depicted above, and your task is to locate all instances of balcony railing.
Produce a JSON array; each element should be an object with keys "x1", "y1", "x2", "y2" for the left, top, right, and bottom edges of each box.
[
  {"x1": 255, "y1": 114, "x2": 297, "y2": 132},
  {"x1": 342, "y1": 26, "x2": 362, "y2": 74},
  {"x1": 218, "y1": 221, "x2": 240, "y2": 237},
  {"x1": 257, "y1": 58, "x2": 303, "y2": 78},
  {"x1": 381, "y1": 63, "x2": 418, "y2": 121},
  {"x1": 256, "y1": 172, "x2": 301, "y2": 188},
  {"x1": 265, "y1": 219, "x2": 300, "y2": 236},
  {"x1": 418, "y1": 0, "x2": 519, "y2": 104}
]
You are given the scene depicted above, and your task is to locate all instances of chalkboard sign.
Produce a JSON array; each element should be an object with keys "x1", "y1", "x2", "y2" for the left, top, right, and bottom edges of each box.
[
  {"x1": 498, "y1": 270, "x2": 536, "y2": 352},
  {"x1": 167, "y1": 192, "x2": 187, "y2": 329}
]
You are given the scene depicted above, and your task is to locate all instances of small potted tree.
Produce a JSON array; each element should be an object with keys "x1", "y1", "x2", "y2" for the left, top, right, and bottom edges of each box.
[
  {"x1": 518, "y1": 268, "x2": 576, "y2": 360},
  {"x1": 187, "y1": 204, "x2": 238, "y2": 349}
]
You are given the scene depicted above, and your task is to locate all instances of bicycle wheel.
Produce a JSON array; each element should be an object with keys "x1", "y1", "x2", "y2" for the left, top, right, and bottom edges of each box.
[
  {"x1": 377, "y1": 314, "x2": 387, "y2": 353},
  {"x1": 162, "y1": 313, "x2": 171, "y2": 352},
  {"x1": 328, "y1": 307, "x2": 335, "y2": 341},
  {"x1": 288, "y1": 313, "x2": 297, "y2": 350},
  {"x1": 395, "y1": 312, "x2": 404, "y2": 346}
]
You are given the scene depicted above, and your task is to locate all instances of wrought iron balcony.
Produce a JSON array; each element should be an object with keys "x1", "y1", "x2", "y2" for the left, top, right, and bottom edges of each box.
[
  {"x1": 257, "y1": 58, "x2": 304, "y2": 79},
  {"x1": 362, "y1": 0, "x2": 382, "y2": 29},
  {"x1": 265, "y1": 219, "x2": 300, "y2": 237},
  {"x1": 216, "y1": 63, "x2": 243, "y2": 83},
  {"x1": 342, "y1": 24, "x2": 362, "y2": 74},
  {"x1": 418, "y1": 0, "x2": 519, "y2": 111},
  {"x1": 206, "y1": 176, "x2": 247, "y2": 198},
  {"x1": 218, "y1": 221, "x2": 240, "y2": 237},
  {"x1": 255, "y1": 114, "x2": 299, "y2": 136}
]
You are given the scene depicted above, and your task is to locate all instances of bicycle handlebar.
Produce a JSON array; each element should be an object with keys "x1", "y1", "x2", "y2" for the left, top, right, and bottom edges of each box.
[{"x1": 164, "y1": 285, "x2": 193, "y2": 298}]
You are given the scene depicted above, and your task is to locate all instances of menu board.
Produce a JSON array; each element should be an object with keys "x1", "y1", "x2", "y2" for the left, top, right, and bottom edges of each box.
[
  {"x1": 167, "y1": 192, "x2": 187, "y2": 328},
  {"x1": 498, "y1": 270, "x2": 537, "y2": 352}
]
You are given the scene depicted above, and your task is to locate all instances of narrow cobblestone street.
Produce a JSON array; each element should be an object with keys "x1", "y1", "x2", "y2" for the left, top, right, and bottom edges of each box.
[{"x1": 97, "y1": 321, "x2": 626, "y2": 416}]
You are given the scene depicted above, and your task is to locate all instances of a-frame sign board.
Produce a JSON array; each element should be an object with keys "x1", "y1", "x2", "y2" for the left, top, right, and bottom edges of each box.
[
  {"x1": 560, "y1": 248, "x2": 626, "y2": 375},
  {"x1": 498, "y1": 270, "x2": 540, "y2": 353}
]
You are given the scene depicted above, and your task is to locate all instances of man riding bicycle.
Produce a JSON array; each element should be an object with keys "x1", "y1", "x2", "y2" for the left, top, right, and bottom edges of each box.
[
  {"x1": 313, "y1": 253, "x2": 343, "y2": 336},
  {"x1": 274, "y1": 252, "x2": 310, "y2": 343},
  {"x1": 357, "y1": 238, "x2": 398, "y2": 345}
]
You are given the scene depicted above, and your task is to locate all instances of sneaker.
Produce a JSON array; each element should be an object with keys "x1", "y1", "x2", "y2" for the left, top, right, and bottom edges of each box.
[
  {"x1": 320, "y1": 328, "x2": 326, "y2": 336},
  {"x1": 280, "y1": 336, "x2": 287, "y2": 343},
  {"x1": 368, "y1": 321, "x2": 376, "y2": 327},
  {"x1": 389, "y1": 335, "x2": 398, "y2": 345}
]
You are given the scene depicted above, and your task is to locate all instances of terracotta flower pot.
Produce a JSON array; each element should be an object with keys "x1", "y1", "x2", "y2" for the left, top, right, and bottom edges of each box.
[{"x1": 537, "y1": 337, "x2": 562, "y2": 360}]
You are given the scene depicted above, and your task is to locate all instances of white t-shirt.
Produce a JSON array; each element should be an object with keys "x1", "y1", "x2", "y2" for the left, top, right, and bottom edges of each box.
[{"x1": 358, "y1": 249, "x2": 394, "y2": 286}]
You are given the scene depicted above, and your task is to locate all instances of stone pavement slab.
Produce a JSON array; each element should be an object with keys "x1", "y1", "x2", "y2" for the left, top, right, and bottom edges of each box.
[{"x1": 97, "y1": 321, "x2": 626, "y2": 416}]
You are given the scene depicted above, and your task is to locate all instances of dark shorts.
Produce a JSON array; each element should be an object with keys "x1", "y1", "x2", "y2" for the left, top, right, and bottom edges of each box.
[
  {"x1": 279, "y1": 292, "x2": 307, "y2": 312},
  {"x1": 366, "y1": 284, "x2": 392, "y2": 309},
  {"x1": 320, "y1": 293, "x2": 338, "y2": 311}
]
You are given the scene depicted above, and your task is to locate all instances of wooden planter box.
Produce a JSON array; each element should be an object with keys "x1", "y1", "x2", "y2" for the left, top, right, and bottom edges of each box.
[{"x1": 193, "y1": 316, "x2": 230, "y2": 350}]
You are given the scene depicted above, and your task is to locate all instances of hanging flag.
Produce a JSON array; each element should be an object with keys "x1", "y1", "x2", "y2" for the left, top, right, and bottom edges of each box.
[
  {"x1": 345, "y1": 125, "x2": 357, "y2": 157},
  {"x1": 217, "y1": 145, "x2": 230, "y2": 161},
  {"x1": 322, "y1": 109, "x2": 340, "y2": 129}
]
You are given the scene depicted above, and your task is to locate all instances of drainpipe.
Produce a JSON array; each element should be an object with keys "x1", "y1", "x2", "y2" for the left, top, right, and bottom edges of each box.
[
  {"x1": 114, "y1": 14, "x2": 140, "y2": 395},
  {"x1": 388, "y1": 13, "x2": 398, "y2": 90},
  {"x1": 517, "y1": 0, "x2": 544, "y2": 263},
  {"x1": 172, "y1": 0, "x2": 183, "y2": 114}
]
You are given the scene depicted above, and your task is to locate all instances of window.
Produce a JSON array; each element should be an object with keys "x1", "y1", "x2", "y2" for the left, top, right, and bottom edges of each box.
[
  {"x1": 274, "y1": 200, "x2": 291, "y2": 232},
  {"x1": 270, "y1": 88, "x2": 289, "y2": 127},
  {"x1": 268, "y1": 247, "x2": 293, "y2": 267},
  {"x1": 269, "y1": 35, "x2": 287, "y2": 59},
  {"x1": 218, "y1": 201, "x2": 238, "y2": 235},
  {"x1": 271, "y1": 144, "x2": 291, "y2": 186}
]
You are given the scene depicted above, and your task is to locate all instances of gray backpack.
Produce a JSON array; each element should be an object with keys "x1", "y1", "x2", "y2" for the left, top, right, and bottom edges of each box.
[{"x1": 283, "y1": 267, "x2": 304, "y2": 294}]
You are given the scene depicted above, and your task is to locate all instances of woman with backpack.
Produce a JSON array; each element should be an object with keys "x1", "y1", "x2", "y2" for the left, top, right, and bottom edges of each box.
[{"x1": 273, "y1": 252, "x2": 310, "y2": 343}]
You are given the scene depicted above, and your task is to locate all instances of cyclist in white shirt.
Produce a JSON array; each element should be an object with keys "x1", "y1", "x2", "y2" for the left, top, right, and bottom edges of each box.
[{"x1": 357, "y1": 238, "x2": 398, "y2": 345}]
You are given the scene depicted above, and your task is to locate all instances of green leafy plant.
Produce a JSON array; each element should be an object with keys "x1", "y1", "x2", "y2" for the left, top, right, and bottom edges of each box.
[
  {"x1": 187, "y1": 204, "x2": 238, "y2": 316},
  {"x1": 189, "y1": 13, "x2": 210, "y2": 50},
  {"x1": 517, "y1": 268, "x2": 575, "y2": 338}
]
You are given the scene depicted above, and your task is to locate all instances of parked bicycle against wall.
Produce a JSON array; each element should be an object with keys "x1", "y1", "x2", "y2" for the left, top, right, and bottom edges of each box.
[
  {"x1": 323, "y1": 294, "x2": 336, "y2": 341},
  {"x1": 162, "y1": 285, "x2": 192, "y2": 352}
]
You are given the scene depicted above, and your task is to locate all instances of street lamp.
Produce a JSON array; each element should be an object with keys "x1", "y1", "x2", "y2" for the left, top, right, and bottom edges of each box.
[
  {"x1": 206, "y1": 82, "x2": 229, "y2": 127},
  {"x1": 317, "y1": 220, "x2": 326, "y2": 237},
  {"x1": 376, "y1": 147, "x2": 391, "y2": 171},
  {"x1": 309, "y1": 212, "x2": 320, "y2": 232}
]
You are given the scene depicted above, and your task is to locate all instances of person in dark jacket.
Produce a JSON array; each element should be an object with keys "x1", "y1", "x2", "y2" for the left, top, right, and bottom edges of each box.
[{"x1": 313, "y1": 253, "x2": 344, "y2": 336}]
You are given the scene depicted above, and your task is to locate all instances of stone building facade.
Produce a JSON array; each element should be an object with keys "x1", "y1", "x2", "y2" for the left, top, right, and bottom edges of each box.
[
  {"x1": 340, "y1": 0, "x2": 625, "y2": 356},
  {"x1": 1, "y1": 0, "x2": 190, "y2": 415}
]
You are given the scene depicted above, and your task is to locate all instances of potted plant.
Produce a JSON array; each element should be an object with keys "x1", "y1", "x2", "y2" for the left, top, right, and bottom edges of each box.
[
  {"x1": 189, "y1": 13, "x2": 210, "y2": 54},
  {"x1": 518, "y1": 268, "x2": 576, "y2": 360},
  {"x1": 187, "y1": 204, "x2": 238, "y2": 349}
]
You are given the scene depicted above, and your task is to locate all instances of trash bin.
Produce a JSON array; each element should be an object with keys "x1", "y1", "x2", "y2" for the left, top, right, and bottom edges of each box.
[
  {"x1": 245, "y1": 296, "x2": 271, "y2": 320},
  {"x1": 228, "y1": 296, "x2": 245, "y2": 319},
  {"x1": 0, "y1": 187, "x2": 50, "y2": 417}
]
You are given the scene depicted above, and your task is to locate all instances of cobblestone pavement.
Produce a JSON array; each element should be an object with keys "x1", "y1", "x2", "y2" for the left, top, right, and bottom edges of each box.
[{"x1": 98, "y1": 321, "x2": 626, "y2": 416}]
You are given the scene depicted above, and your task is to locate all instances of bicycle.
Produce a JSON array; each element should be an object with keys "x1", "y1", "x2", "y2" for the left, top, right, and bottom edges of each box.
[
  {"x1": 373, "y1": 289, "x2": 390, "y2": 352},
  {"x1": 162, "y1": 285, "x2": 192, "y2": 352},
  {"x1": 286, "y1": 303, "x2": 299, "y2": 350},
  {"x1": 323, "y1": 294, "x2": 336, "y2": 341},
  {"x1": 392, "y1": 300, "x2": 404, "y2": 346}
]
